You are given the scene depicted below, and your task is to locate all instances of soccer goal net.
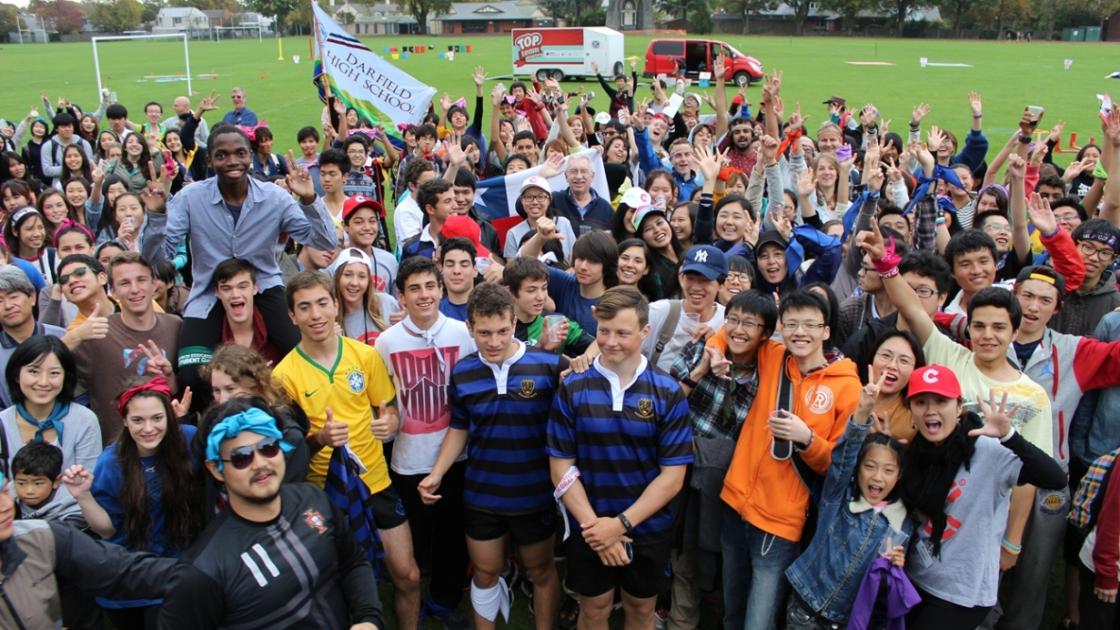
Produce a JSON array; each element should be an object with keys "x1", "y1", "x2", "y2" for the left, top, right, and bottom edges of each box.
[{"x1": 91, "y1": 32, "x2": 193, "y2": 101}]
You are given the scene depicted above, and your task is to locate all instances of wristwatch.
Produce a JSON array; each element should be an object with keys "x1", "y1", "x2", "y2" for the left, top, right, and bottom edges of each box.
[
  {"x1": 618, "y1": 513, "x2": 634, "y2": 533},
  {"x1": 681, "y1": 375, "x2": 699, "y2": 388}
]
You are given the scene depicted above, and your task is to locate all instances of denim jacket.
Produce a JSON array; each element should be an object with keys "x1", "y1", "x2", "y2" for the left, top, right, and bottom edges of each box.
[{"x1": 785, "y1": 421, "x2": 914, "y2": 623}]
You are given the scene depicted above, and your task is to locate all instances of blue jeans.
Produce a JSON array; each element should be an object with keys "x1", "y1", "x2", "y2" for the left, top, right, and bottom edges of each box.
[{"x1": 721, "y1": 505, "x2": 800, "y2": 630}]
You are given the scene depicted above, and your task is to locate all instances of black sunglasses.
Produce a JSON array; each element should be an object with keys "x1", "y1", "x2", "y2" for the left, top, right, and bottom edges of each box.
[
  {"x1": 222, "y1": 437, "x2": 282, "y2": 470},
  {"x1": 59, "y1": 266, "x2": 91, "y2": 286}
]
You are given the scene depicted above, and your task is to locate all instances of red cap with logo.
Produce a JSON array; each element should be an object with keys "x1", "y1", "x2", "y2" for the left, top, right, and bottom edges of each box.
[
  {"x1": 342, "y1": 195, "x2": 385, "y2": 223},
  {"x1": 907, "y1": 364, "x2": 962, "y2": 400}
]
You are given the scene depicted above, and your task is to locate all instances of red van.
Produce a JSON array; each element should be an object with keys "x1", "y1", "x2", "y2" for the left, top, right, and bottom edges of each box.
[{"x1": 643, "y1": 39, "x2": 763, "y2": 86}]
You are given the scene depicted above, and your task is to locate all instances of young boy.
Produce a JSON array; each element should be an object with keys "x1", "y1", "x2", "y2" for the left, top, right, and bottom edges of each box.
[
  {"x1": 271, "y1": 271, "x2": 421, "y2": 630},
  {"x1": 503, "y1": 257, "x2": 593, "y2": 357},
  {"x1": 295, "y1": 126, "x2": 323, "y2": 196},
  {"x1": 214, "y1": 258, "x2": 280, "y2": 364},
  {"x1": 343, "y1": 195, "x2": 398, "y2": 295},
  {"x1": 401, "y1": 179, "x2": 455, "y2": 262},
  {"x1": 318, "y1": 148, "x2": 350, "y2": 225},
  {"x1": 438, "y1": 237, "x2": 478, "y2": 322},
  {"x1": 374, "y1": 256, "x2": 476, "y2": 624},
  {"x1": 12, "y1": 442, "x2": 83, "y2": 525},
  {"x1": 720, "y1": 289, "x2": 861, "y2": 630},
  {"x1": 548, "y1": 285, "x2": 692, "y2": 630},
  {"x1": 419, "y1": 283, "x2": 564, "y2": 630}
]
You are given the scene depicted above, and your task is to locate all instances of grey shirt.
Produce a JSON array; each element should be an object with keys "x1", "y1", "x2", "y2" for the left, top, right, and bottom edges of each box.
[
  {"x1": 906, "y1": 436, "x2": 1022, "y2": 607},
  {"x1": 0, "y1": 323, "x2": 66, "y2": 408},
  {"x1": 162, "y1": 114, "x2": 209, "y2": 146},
  {"x1": 146, "y1": 177, "x2": 336, "y2": 318},
  {"x1": 1, "y1": 403, "x2": 102, "y2": 524}
]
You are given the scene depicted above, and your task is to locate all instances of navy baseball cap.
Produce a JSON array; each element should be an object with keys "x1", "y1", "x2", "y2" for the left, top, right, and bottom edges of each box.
[{"x1": 680, "y1": 245, "x2": 728, "y2": 281}]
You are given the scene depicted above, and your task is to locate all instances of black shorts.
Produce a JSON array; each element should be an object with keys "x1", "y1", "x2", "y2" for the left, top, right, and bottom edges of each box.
[
  {"x1": 463, "y1": 507, "x2": 556, "y2": 546},
  {"x1": 564, "y1": 532, "x2": 672, "y2": 600},
  {"x1": 369, "y1": 484, "x2": 409, "y2": 530}
]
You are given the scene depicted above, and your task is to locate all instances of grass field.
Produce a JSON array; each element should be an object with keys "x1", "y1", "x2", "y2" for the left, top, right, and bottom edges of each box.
[
  {"x1": 0, "y1": 31, "x2": 1110, "y2": 628},
  {"x1": 2, "y1": 34, "x2": 1118, "y2": 161}
]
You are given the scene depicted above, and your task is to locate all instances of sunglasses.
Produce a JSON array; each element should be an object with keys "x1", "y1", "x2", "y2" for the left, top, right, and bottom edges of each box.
[
  {"x1": 59, "y1": 266, "x2": 91, "y2": 285},
  {"x1": 222, "y1": 437, "x2": 282, "y2": 470}
]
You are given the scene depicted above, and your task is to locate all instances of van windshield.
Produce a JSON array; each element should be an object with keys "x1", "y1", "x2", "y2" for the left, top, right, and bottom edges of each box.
[{"x1": 723, "y1": 44, "x2": 743, "y2": 58}]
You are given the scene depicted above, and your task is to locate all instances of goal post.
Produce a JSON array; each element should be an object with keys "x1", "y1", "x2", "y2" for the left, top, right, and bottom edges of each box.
[{"x1": 91, "y1": 32, "x2": 193, "y2": 100}]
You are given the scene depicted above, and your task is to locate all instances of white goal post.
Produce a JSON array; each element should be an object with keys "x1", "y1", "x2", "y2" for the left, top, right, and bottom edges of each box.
[
  {"x1": 91, "y1": 32, "x2": 193, "y2": 100},
  {"x1": 214, "y1": 24, "x2": 264, "y2": 42}
]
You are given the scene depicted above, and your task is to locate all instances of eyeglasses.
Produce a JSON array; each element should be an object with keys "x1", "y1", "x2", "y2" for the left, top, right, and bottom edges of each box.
[
  {"x1": 1054, "y1": 212, "x2": 1081, "y2": 223},
  {"x1": 522, "y1": 194, "x2": 550, "y2": 203},
  {"x1": 221, "y1": 437, "x2": 283, "y2": 470},
  {"x1": 725, "y1": 272, "x2": 751, "y2": 284},
  {"x1": 59, "y1": 266, "x2": 91, "y2": 286},
  {"x1": 1078, "y1": 241, "x2": 1117, "y2": 262},
  {"x1": 911, "y1": 286, "x2": 938, "y2": 299},
  {"x1": 874, "y1": 350, "x2": 915, "y2": 369},
  {"x1": 780, "y1": 320, "x2": 826, "y2": 333},
  {"x1": 1078, "y1": 241, "x2": 1117, "y2": 261},
  {"x1": 981, "y1": 222, "x2": 1011, "y2": 234},
  {"x1": 725, "y1": 316, "x2": 762, "y2": 330}
]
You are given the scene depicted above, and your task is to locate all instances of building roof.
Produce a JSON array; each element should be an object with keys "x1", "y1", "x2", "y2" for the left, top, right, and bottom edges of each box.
[
  {"x1": 157, "y1": 7, "x2": 207, "y2": 19},
  {"x1": 437, "y1": 1, "x2": 545, "y2": 21}
]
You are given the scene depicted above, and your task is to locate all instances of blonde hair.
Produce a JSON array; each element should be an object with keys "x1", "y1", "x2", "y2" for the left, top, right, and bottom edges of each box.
[
  {"x1": 202, "y1": 345, "x2": 286, "y2": 405},
  {"x1": 332, "y1": 261, "x2": 388, "y2": 334}
]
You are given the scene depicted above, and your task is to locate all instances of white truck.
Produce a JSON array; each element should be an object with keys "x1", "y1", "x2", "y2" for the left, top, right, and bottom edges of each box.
[{"x1": 511, "y1": 26, "x2": 625, "y2": 81}]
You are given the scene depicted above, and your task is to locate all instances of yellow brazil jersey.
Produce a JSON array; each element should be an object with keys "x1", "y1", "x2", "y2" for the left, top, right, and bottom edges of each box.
[{"x1": 273, "y1": 336, "x2": 396, "y2": 494}]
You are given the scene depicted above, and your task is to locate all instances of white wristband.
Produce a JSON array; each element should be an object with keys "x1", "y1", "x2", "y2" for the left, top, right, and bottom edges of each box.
[{"x1": 999, "y1": 427, "x2": 1017, "y2": 443}]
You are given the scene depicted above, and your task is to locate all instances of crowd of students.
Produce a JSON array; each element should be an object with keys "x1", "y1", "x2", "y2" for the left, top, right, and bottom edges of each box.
[{"x1": 0, "y1": 54, "x2": 1119, "y2": 630}]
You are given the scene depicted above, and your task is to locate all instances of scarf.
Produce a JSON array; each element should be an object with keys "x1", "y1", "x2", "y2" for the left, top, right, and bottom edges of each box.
[
  {"x1": 899, "y1": 416, "x2": 978, "y2": 557},
  {"x1": 16, "y1": 401, "x2": 70, "y2": 445},
  {"x1": 903, "y1": 164, "x2": 964, "y2": 216}
]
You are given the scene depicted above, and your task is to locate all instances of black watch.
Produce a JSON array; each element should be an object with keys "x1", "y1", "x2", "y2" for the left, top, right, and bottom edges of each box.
[
  {"x1": 618, "y1": 513, "x2": 634, "y2": 533},
  {"x1": 681, "y1": 375, "x2": 698, "y2": 388}
]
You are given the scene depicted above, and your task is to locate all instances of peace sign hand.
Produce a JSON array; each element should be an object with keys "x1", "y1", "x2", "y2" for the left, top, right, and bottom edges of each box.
[
  {"x1": 857, "y1": 364, "x2": 887, "y2": 423},
  {"x1": 285, "y1": 150, "x2": 316, "y2": 203},
  {"x1": 171, "y1": 387, "x2": 193, "y2": 418},
  {"x1": 970, "y1": 390, "x2": 1020, "y2": 440},
  {"x1": 139, "y1": 339, "x2": 173, "y2": 377}
]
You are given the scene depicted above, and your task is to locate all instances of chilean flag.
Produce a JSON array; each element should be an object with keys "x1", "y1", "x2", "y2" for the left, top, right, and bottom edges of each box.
[{"x1": 472, "y1": 148, "x2": 611, "y2": 221}]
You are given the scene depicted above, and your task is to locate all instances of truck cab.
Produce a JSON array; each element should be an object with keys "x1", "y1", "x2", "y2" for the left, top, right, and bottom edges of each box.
[{"x1": 643, "y1": 39, "x2": 763, "y2": 86}]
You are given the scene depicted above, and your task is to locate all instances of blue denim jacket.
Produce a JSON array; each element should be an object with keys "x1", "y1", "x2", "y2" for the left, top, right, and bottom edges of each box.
[{"x1": 785, "y1": 421, "x2": 914, "y2": 623}]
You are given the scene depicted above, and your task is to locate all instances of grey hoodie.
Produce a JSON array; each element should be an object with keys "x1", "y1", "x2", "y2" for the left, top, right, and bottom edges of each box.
[{"x1": 1050, "y1": 269, "x2": 1120, "y2": 337}]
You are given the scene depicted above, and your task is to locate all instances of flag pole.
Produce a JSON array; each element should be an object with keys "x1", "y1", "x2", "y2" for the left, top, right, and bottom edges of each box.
[{"x1": 311, "y1": 3, "x2": 333, "y2": 97}]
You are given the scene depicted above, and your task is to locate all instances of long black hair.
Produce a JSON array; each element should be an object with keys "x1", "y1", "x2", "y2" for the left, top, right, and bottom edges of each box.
[
  {"x1": 899, "y1": 408, "x2": 982, "y2": 557},
  {"x1": 849, "y1": 432, "x2": 906, "y2": 504}
]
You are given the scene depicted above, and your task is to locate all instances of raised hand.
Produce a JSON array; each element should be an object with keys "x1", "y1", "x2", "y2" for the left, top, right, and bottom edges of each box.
[
  {"x1": 472, "y1": 66, "x2": 486, "y2": 88},
  {"x1": 591, "y1": 61, "x2": 600, "y2": 74},
  {"x1": 490, "y1": 84, "x2": 506, "y2": 106},
  {"x1": 969, "y1": 390, "x2": 1020, "y2": 439},
  {"x1": 927, "y1": 126, "x2": 945, "y2": 153},
  {"x1": 139, "y1": 339, "x2": 173, "y2": 377},
  {"x1": 1027, "y1": 192, "x2": 1058, "y2": 235},
  {"x1": 444, "y1": 139, "x2": 467, "y2": 167},
  {"x1": 285, "y1": 150, "x2": 316, "y2": 203},
  {"x1": 857, "y1": 365, "x2": 886, "y2": 423},
  {"x1": 856, "y1": 220, "x2": 887, "y2": 261},
  {"x1": 536, "y1": 216, "x2": 562, "y2": 241},
  {"x1": 968, "y1": 91, "x2": 982, "y2": 117},
  {"x1": 787, "y1": 103, "x2": 806, "y2": 133},
  {"x1": 61, "y1": 464, "x2": 94, "y2": 498},
  {"x1": 692, "y1": 146, "x2": 722, "y2": 181},
  {"x1": 1006, "y1": 153, "x2": 1026, "y2": 179},
  {"x1": 759, "y1": 134, "x2": 780, "y2": 165},
  {"x1": 199, "y1": 91, "x2": 219, "y2": 113},
  {"x1": 796, "y1": 167, "x2": 816, "y2": 199},
  {"x1": 1047, "y1": 120, "x2": 1066, "y2": 143},
  {"x1": 860, "y1": 103, "x2": 879, "y2": 128},
  {"x1": 771, "y1": 209, "x2": 793, "y2": 242},
  {"x1": 440, "y1": 93, "x2": 452, "y2": 112},
  {"x1": 712, "y1": 53, "x2": 726, "y2": 78},
  {"x1": 332, "y1": 98, "x2": 346, "y2": 115},
  {"x1": 539, "y1": 152, "x2": 565, "y2": 179},
  {"x1": 171, "y1": 387, "x2": 193, "y2": 418},
  {"x1": 1107, "y1": 108, "x2": 1120, "y2": 145}
]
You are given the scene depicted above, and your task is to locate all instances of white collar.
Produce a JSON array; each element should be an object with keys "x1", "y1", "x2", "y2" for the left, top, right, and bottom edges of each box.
[
  {"x1": 593, "y1": 355, "x2": 648, "y2": 412},
  {"x1": 849, "y1": 497, "x2": 909, "y2": 534},
  {"x1": 480, "y1": 339, "x2": 526, "y2": 395}
]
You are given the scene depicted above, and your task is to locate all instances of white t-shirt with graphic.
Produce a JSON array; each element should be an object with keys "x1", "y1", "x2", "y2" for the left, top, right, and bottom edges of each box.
[
  {"x1": 374, "y1": 314, "x2": 476, "y2": 475},
  {"x1": 641, "y1": 300, "x2": 725, "y2": 374}
]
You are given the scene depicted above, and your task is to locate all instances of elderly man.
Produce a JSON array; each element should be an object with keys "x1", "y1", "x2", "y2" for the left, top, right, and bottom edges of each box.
[
  {"x1": 222, "y1": 87, "x2": 259, "y2": 127},
  {"x1": 163, "y1": 96, "x2": 210, "y2": 146},
  {"x1": 549, "y1": 154, "x2": 613, "y2": 237}
]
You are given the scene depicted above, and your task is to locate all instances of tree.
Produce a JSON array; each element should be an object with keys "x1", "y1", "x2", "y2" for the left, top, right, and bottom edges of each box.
[
  {"x1": 401, "y1": 0, "x2": 450, "y2": 34},
  {"x1": 245, "y1": 0, "x2": 299, "y2": 33},
  {"x1": 0, "y1": 3, "x2": 19, "y2": 36},
  {"x1": 140, "y1": 0, "x2": 162, "y2": 24},
  {"x1": 540, "y1": 0, "x2": 599, "y2": 24},
  {"x1": 29, "y1": 0, "x2": 86, "y2": 34},
  {"x1": 169, "y1": 0, "x2": 239, "y2": 11},
  {"x1": 935, "y1": 0, "x2": 977, "y2": 36},
  {"x1": 878, "y1": 0, "x2": 917, "y2": 36},
  {"x1": 89, "y1": 0, "x2": 142, "y2": 32},
  {"x1": 715, "y1": 0, "x2": 777, "y2": 34},
  {"x1": 820, "y1": 0, "x2": 875, "y2": 33},
  {"x1": 783, "y1": 0, "x2": 813, "y2": 34}
]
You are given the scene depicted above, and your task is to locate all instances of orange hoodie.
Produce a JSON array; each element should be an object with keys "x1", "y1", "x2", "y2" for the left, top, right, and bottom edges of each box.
[{"x1": 719, "y1": 335, "x2": 861, "y2": 542}]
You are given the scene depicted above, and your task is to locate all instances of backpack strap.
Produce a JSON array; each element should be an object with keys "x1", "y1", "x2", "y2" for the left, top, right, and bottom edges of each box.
[
  {"x1": 650, "y1": 299, "x2": 682, "y2": 367},
  {"x1": 775, "y1": 350, "x2": 824, "y2": 504}
]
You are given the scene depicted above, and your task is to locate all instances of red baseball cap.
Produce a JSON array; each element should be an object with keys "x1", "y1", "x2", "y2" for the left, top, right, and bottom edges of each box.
[
  {"x1": 342, "y1": 195, "x2": 385, "y2": 223},
  {"x1": 440, "y1": 214, "x2": 490, "y2": 258},
  {"x1": 907, "y1": 364, "x2": 962, "y2": 400}
]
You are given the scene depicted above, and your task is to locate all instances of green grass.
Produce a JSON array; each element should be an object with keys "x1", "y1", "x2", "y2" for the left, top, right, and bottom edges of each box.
[{"x1": 1, "y1": 34, "x2": 1117, "y2": 161}]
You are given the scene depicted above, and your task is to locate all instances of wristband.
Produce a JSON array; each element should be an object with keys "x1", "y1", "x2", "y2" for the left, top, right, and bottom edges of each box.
[
  {"x1": 1001, "y1": 538, "x2": 1022, "y2": 554},
  {"x1": 973, "y1": 113, "x2": 984, "y2": 119},
  {"x1": 1000, "y1": 426, "x2": 1017, "y2": 443},
  {"x1": 618, "y1": 513, "x2": 633, "y2": 533},
  {"x1": 935, "y1": 216, "x2": 947, "y2": 226},
  {"x1": 1018, "y1": 134, "x2": 1032, "y2": 144},
  {"x1": 879, "y1": 266, "x2": 900, "y2": 279},
  {"x1": 871, "y1": 236, "x2": 903, "y2": 274}
]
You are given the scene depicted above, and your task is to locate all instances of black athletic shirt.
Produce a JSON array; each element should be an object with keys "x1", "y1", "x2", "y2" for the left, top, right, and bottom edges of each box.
[{"x1": 158, "y1": 483, "x2": 383, "y2": 630}]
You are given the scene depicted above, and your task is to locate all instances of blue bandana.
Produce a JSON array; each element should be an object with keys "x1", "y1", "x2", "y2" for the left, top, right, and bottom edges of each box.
[{"x1": 205, "y1": 407, "x2": 293, "y2": 471}]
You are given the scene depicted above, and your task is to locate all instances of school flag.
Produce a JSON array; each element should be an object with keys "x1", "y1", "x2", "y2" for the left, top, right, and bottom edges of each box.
[{"x1": 311, "y1": 2, "x2": 436, "y2": 128}]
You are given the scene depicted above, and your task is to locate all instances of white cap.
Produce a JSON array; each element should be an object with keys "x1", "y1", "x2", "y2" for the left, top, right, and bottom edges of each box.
[
  {"x1": 519, "y1": 175, "x2": 552, "y2": 196},
  {"x1": 619, "y1": 187, "x2": 652, "y2": 208},
  {"x1": 325, "y1": 247, "x2": 373, "y2": 278},
  {"x1": 593, "y1": 112, "x2": 611, "y2": 125}
]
